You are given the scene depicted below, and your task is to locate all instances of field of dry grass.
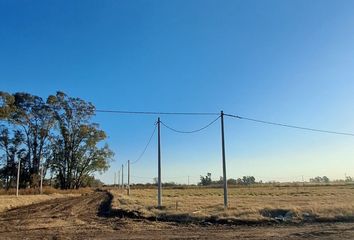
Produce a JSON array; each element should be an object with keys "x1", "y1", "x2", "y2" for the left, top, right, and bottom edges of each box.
[
  {"x1": 0, "y1": 187, "x2": 93, "y2": 212},
  {"x1": 110, "y1": 184, "x2": 354, "y2": 223}
]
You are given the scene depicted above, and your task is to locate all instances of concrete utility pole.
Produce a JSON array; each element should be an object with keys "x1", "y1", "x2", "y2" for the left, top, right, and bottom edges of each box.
[
  {"x1": 121, "y1": 164, "x2": 124, "y2": 189},
  {"x1": 16, "y1": 159, "x2": 20, "y2": 197},
  {"x1": 114, "y1": 172, "x2": 116, "y2": 186},
  {"x1": 127, "y1": 160, "x2": 131, "y2": 195},
  {"x1": 157, "y1": 117, "x2": 162, "y2": 208},
  {"x1": 40, "y1": 167, "x2": 44, "y2": 195},
  {"x1": 220, "y1": 111, "x2": 228, "y2": 208},
  {"x1": 118, "y1": 170, "x2": 120, "y2": 189}
]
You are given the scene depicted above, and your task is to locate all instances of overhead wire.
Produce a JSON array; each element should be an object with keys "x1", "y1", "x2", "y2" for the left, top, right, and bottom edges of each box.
[
  {"x1": 160, "y1": 116, "x2": 220, "y2": 134},
  {"x1": 131, "y1": 122, "x2": 158, "y2": 164},
  {"x1": 93, "y1": 108, "x2": 354, "y2": 137},
  {"x1": 225, "y1": 113, "x2": 354, "y2": 137},
  {"x1": 96, "y1": 109, "x2": 218, "y2": 116}
]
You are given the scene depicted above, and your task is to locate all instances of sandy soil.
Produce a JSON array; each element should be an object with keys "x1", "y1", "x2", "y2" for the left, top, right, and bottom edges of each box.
[{"x1": 0, "y1": 191, "x2": 353, "y2": 239}]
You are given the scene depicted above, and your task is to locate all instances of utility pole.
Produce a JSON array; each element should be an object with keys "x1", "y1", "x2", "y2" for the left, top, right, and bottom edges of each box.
[
  {"x1": 188, "y1": 176, "x2": 190, "y2": 186},
  {"x1": 220, "y1": 111, "x2": 228, "y2": 208},
  {"x1": 121, "y1": 164, "x2": 124, "y2": 189},
  {"x1": 118, "y1": 170, "x2": 120, "y2": 189},
  {"x1": 127, "y1": 160, "x2": 131, "y2": 195},
  {"x1": 157, "y1": 117, "x2": 162, "y2": 208},
  {"x1": 40, "y1": 167, "x2": 44, "y2": 195},
  {"x1": 16, "y1": 159, "x2": 20, "y2": 197}
]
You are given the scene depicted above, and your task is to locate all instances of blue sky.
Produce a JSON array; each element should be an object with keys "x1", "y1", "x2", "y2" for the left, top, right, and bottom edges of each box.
[{"x1": 1, "y1": 0, "x2": 354, "y2": 184}]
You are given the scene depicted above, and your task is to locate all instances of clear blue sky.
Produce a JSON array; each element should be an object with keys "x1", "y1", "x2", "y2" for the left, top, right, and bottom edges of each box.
[{"x1": 1, "y1": 0, "x2": 354, "y2": 184}]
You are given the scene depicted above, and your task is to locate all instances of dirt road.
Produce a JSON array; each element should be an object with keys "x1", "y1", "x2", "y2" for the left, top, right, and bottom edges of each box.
[{"x1": 0, "y1": 191, "x2": 353, "y2": 239}]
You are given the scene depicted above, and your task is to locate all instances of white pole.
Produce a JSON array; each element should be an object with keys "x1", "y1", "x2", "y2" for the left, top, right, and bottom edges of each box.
[
  {"x1": 121, "y1": 164, "x2": 124, "y2": 189},
  {"x1": 157, "y1": 117, "x2": 162, "y2": 207},
  {"x1": 40, "y1": 167, "x2": 43, "y2": 195},
  {"x1": 128, "y1": 160, "x2": 130, "y2": 195},
  {"x1": 16, "y1": 159, "x2": 20, "y2": 197},
  {"x1": 118, "y1": 170, "x2": 120, "y2": 189}
]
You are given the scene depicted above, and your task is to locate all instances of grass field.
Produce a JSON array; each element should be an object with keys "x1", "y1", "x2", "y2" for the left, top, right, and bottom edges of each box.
[{"x1": 110, "y1": 184, "x2": 354, "y2": 223}]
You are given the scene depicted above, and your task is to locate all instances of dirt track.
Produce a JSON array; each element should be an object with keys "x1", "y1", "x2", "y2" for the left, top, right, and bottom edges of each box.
[{"x1": 0, "y1": 191, "x2": 353, "y2": 239}]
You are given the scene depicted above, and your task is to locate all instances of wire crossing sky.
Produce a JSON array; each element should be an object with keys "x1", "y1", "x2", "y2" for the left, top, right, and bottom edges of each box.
[
  {"x1": 95, "y1": 110, "x2": 354, "y2": 137},
  {"x1": 1, "y1": 0, "x2": 354, "y2": 184}
]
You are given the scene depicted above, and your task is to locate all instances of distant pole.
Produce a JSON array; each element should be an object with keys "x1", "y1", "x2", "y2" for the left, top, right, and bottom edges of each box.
[
  {"x1": 188, "y1": 176, "x2": 190, "y2": 186},
  {"x1": 16, "y1": 159, "x2": 20, "y2": 197},
  {"x1": 118, "y1": 170, "x2": 120, "y2": 189},
  {"x1": 157, "y1": 117, "x2": 162, "y2": 207},
  {"x1": 40, "y1": 167, "x2": 43, "y2": 195},
  {"x1": 221, "y1": 111, "x2": 228, "y2": 208},
  {"x1": 121, "y1": 164, "x2": 124, "y2": 189},
  {"x1": 114, "y1": 172, "x2": 116, "y2": 186},
  {"x1": 127, "y1": 160, "x2": 131, "y2": 195}
]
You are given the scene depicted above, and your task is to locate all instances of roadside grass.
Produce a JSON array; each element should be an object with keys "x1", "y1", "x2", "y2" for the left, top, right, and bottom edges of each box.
[{"x1": 110, "y1": 184, "x2": 354, "y2": 223}]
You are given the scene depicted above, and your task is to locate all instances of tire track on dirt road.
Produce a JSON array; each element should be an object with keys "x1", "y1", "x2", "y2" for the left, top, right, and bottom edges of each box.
[{"x1": 0, "y1": 191, "x2": 124, "y2": 239}]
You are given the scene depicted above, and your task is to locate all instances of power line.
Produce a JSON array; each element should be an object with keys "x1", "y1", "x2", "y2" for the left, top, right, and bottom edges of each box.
[
  {"x1": 96, "y1": 109, "x2": 218, "y2": 116},
  {"x1": 95, "y1": 108, "x2": 354, "y2": 136},
  {"x1": 160, "y1": 116, "x2": 220, "y2": 134},
  {"x1": 225, "y1": 113, "x2": 354, "y2": 137},
  {"x1": 131, "y1": 123, "x2": 158, "y2": 164}
]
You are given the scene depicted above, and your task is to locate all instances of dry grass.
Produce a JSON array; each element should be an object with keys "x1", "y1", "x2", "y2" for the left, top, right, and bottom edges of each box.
[
  {"x1": 110, "y1": 184, "x2": 354, "y2": 222},
  {"x1": 0, "y1": 187, "x2": 93, "y2": 195},
  {"x1": 0, "y1": 187, "x2": 93, "y2": 213}
]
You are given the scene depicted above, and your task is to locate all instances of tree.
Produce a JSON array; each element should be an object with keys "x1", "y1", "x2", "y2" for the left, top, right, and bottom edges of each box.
[
  {"x1": 0, "y1": 126, "x2": 26, "y2": 189},
  {"x1": 0, "y1": 92, "x2": 55, "y2": 187},
  {"x1": 48, "y1": 92, "x2": 113, "y2": 189},
  {"x1": 322, "y1": 176, "x2": 330, "y2": 183},
  {"x1": 199, "y1": 172, "x2": 212, "y2": 186},
  {"x1": 227, "y1": 178, "x2": 237, "y2": 185},
  {"x1": 309, "y1": 176, "x2": 330, "y2": 183},
  {"x1": 242, "y1": 176, "x2": 256, "y2": 185}
]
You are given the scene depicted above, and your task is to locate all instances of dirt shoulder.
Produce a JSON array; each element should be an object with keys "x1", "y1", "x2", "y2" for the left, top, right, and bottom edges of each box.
[
  {"x1": 0, "y1": 191, "x2": 354, "y2": 239},
  {"x1": 0, "y1": 193, "x2": 81, "y2": 213}
]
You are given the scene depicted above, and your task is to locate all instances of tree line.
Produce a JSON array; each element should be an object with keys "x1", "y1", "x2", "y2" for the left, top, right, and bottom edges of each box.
[
  {"x1": 199, "y1": 173, "x2": 258, "y2": 186},
  {"x1": 0, "y1": 91, "x2": 113, "y2": 190}
]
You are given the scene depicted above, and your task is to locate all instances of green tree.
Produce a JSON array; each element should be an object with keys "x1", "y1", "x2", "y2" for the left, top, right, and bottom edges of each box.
[
  {"x1": 0, "y1": 92, "x2": 55, "y2": 187},
  {"x1": 48, "y1": 92, "x2": 113, "y2": 189},
  {"x1": 0, "y1": 126, "x2": 26, "y2": 189},
  {"x1": 199, "y1": 172, "x2": 212, "y2": 186}
]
